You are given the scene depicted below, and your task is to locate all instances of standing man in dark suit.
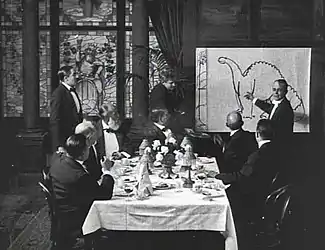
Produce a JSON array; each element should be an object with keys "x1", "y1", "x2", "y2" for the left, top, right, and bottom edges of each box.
[
  {"x1": 216, "y1": 119, "x2": 281, "y2": 220},
  {"x1": 244, "y1": 79, "x2": 294, "y2": 143},
  {"x1": 49, "y1": 134, "x2": 114, "y2": 249},
  {"x1": 95, "y1": 103, "x2": 131, "y2": 160},
  {"x1": 50, "y1": 66, "x2": 83, "y2": 153},
  {"x1": 150, "y1": 69, "x2": 185, "y2": 134},
  {"x1": 244, "y1": 79, "x2": 294, "y2": 183},
  {"x1": 215, "y1": 111, "x2": 257, "y2": 174},
  {"x1": 150, "y1": 70, "x2": 177, "y2": 114}
]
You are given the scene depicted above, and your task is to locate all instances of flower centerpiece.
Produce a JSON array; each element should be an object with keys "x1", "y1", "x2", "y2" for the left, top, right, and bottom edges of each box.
[{"x1": 159, "y1": 152, "x2": 177, "y2": 179}]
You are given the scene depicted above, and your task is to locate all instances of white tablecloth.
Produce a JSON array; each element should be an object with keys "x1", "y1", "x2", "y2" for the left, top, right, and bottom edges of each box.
[{"x1": 82, "y1": 157, "x2": 238, "y2": 250}]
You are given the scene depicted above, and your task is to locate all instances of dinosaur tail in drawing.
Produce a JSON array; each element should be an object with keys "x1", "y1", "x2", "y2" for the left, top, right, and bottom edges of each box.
[{"x1": 217, "y1": 56, "x2": 306, "y2": 122}]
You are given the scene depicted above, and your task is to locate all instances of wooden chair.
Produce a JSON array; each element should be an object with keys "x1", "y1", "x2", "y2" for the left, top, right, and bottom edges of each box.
[
  {"x1": 38, "y1": 181, "x2": 59, "y2": 249},
  {"x1": 248, "y1": 184, "x2": 293, "y2": 249}
]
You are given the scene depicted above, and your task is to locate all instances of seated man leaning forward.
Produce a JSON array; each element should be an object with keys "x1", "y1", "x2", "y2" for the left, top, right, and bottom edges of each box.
[
  {"x1": 144, "y1": 108, "x2": 178, "y2": 146},
  {"x1": 96, "y1": 103, "x2": 131, "y2": 160},
  {"x1": 215, "y1": 111, "x2": 257, "y2": 174},
  {"x1": 75, "y1": 120, "x2": 114, "y2": 181},
  {"x1": 49, "y1": 134, "x2": 114, "y2": 247},
  {"x1": 215, "y1": 119, "x2": 280, "y2": 219}
]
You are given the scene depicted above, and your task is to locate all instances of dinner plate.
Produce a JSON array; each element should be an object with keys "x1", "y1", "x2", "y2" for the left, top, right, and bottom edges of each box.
[
  {"x1": 122, "y1": 176, "x2": 137, "y2": 183},
  {"x1": 114, "y1": 191, "x2": 134, "y2": 197},
  {"x1": 197, "y1": 157, "x2": 215, "y2": 164},
  {"x1": 153, "y1": 183, "x2": 173, "y2": 190}
]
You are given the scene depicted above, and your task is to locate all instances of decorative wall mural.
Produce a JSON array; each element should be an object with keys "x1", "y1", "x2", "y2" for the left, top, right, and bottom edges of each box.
[{"x1": 196, "y1": 48, "x2": 311, "y2": 132}]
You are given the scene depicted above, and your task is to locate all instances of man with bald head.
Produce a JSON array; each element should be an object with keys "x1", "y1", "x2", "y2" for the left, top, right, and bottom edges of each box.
[{"x1": 216, "y1": 111, "x2": 257, "y2": 174}]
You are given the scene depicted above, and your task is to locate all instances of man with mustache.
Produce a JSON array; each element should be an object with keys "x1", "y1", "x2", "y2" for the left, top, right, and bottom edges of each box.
[
  {"x1": 95, "y1": 103, "x2": 131, "y2": 160},
  {"x1": 244, "y1": 79, "x2": 294, "y2": 143}
]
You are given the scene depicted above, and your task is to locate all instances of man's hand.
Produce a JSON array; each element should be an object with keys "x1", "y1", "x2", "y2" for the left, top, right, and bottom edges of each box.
[
  {"x1": 244, "y1": 92, "x2": 254, "y2": 101},
  {"x1": 101, "y1": 156, "x2": 114, "y2": 171},
  {"x1": 57, "y1": 146, "x2": 66, "y2": 154},
  {"x1": 111, "y1": 151, "x2": 123, "y2": 160},
  {"x1": 213, "y1": 134, "x2": 225, "y2": 148}
]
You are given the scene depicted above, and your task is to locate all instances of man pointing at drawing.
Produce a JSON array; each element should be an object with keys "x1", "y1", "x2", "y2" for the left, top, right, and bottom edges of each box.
[{"x1": 244, "y1": 79, "x2": 294, "y2": 144}]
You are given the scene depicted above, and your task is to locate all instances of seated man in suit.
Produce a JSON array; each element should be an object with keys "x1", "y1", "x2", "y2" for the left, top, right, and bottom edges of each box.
[
  {"x1": 50, "y1": 134, "x2": 114, "y2": 249},
  {"x1": 96, "y1": 103, "x2": 131, "y2": 160},
  {"x1": 144, "y1": 108, "x2": 177, "y2": 145},
  {"x1": 214, "y1": 111, "x2": 257, "y2": 219},
  {"x1": 215, "y1": 111, "x2": 257, "y2": 173},
  {"x1": 75, "y1": 120, "x2": 113, "y2": 181},
  {"x1": 216, "y1": 119, "x2": 280, "y2": 221}
]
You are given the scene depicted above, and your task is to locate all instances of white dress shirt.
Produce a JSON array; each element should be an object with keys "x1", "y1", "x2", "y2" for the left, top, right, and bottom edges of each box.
[
  {"x1": 102, "y1": 120, "x2": 119, "y2": 158},
  {"x1": 269, "y1": 99, "x2": 283, "y2": 119},
  {"x1": 230, "y1": 129, "x2": 240, "y2": 137},
  {"x1": 61, "y1": 81, "x2": 81, "y2": 113},
  {"x1": 153, "y1": 122, "x2": 169, "y2": 138},
  {"x1": 253, "y1": 97, "x2": 283, "y2": 120}
]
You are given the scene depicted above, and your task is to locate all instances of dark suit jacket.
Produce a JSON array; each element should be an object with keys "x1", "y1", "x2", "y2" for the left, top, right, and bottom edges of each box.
[
  {"x1": 95, "y1": 119, "x2": 131, "y2": 160},
  {"x1": 217, "y1": 142, "x2": 280, "y2": 216},
  {"x1": 83, "y1": 145, "x2": 102, "y2": 181},
  {"x1": 49, "y1": 153, "x2": 114, "y2": 236},
  {"x1": 220, "y1": 129, "x2": 258, "y2": 173},
  {"x1": 255, "y1": 97, "x2": 294, "y2": 142},
  {"x1": 50, "y1": 84, "x2": 83, "y2": 152},
  {"x1": 143, "y1": 121, "x2": 167, "y2": 145},
  {"x1": 149, "y1": 83, "x2": 177, "y2": 113}
]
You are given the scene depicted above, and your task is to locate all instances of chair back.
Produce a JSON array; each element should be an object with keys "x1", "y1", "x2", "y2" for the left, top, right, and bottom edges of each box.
[
  {"x1": 249, "y1": 184, "x2": 293, "y2": 249},
  {"x1": 38, "y1": 181, "x2": 59, "y2": 247}
]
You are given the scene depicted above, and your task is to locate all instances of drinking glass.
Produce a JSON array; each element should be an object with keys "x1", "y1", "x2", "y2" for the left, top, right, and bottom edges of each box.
[{"x1": 124, "y1": 185, "x2": 134, "y2": 201}]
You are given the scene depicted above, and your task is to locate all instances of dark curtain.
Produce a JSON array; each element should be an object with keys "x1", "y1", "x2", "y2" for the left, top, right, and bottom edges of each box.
[{"x1": 148, "y1": 0, "x2": 184, "y2": 77}]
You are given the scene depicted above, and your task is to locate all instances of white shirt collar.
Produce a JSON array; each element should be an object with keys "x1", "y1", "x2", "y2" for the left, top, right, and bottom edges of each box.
[
  {"x1": 258, "y1": 139, "x2": 271, "y2": 148},
  {"x1": 230, "y1": 129, "x2": 240, "y2": 137},
  {"x1": 61, "y1": 81, "x2": 72, "y2": 91},
  {"x1": 272, "y1": 99, "x2": 283, "y2": 105},
  {"x1": 102, "y1": 120, "x2": 110, "y2": 129},
  {"x1": 76, "y1": 159, "x2": 89, "y2": 173},
  {"x1": 154, "y1": 122, "x2": 165, "y2": 131}
]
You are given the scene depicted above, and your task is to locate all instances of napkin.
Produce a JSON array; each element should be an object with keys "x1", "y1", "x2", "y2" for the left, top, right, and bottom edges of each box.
[{"x1": 135, "y1": 161, "x2": 153, "y2": 198}]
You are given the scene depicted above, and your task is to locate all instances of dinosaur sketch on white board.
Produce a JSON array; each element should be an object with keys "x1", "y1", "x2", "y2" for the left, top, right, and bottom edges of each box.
[{"x1": 217, "y1": 56, "x2": 306, "y2": 122}]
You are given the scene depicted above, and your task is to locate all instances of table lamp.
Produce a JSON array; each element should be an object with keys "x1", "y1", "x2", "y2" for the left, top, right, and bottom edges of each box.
[
  {"x1": 139, "y1": 139, "x2": 150, "y2": 156},
  {"x1": 182, "y1": 145, "x2": 196, "y2": 188},
  {"x1": 140, "y1": 147, "x2": 153, "y2": 175}
]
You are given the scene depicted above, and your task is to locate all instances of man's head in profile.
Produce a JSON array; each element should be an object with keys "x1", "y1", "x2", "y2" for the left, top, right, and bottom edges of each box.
[
  {"x1": 272, "y1": 79, "x2": 288, "y2": 101},
  {"x1": 150, "y1": 108, "x2": 171, "y2": 127},
  {"x1": 160, "y1": 69, "x2": 176, "y2": 91},
  {"x1": 98, "y1": 103, "x2": 121, "y2": 131},
  {"x1": 255, "y1": 119, "x2": 275, "y2": 142}
]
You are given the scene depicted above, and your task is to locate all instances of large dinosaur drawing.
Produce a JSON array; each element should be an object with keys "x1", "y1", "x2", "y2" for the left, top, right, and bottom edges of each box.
[{"x1": 217, "y1": 56, "x2": 306, "y2": 122}]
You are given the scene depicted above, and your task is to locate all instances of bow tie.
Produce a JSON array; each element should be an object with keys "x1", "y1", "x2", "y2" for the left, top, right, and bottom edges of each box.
[
  {"x1": 103, "y1": 128, "x2": 114, "y2": 133},
  {"x1": 161, "y1": 127, "x2": 168, "y2": 132},
  {"x1": 70, "y1": 87, "x2": 76, "y2": 92}
]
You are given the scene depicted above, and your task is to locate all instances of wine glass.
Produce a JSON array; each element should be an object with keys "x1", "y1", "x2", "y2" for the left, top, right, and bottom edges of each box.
[
  {"x1": 196, "y1": 173, "x2": 206, "y2": 184},
  {"x1": 124, "y1": 185, "x2": 134, "y2": 201}
]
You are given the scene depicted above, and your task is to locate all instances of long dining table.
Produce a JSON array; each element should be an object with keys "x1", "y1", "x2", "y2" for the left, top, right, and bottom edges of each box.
[{"x1": 82, "y1": 156, "x2": 238, "y2": 250}]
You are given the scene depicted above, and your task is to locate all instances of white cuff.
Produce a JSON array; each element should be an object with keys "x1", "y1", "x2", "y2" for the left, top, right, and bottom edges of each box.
[
  {"x1": 252, "y1": 97, "x2": 258, "y2": 104},
  {"x1": 121, "y1": 151, "x2": 131, "y2": 158}
]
